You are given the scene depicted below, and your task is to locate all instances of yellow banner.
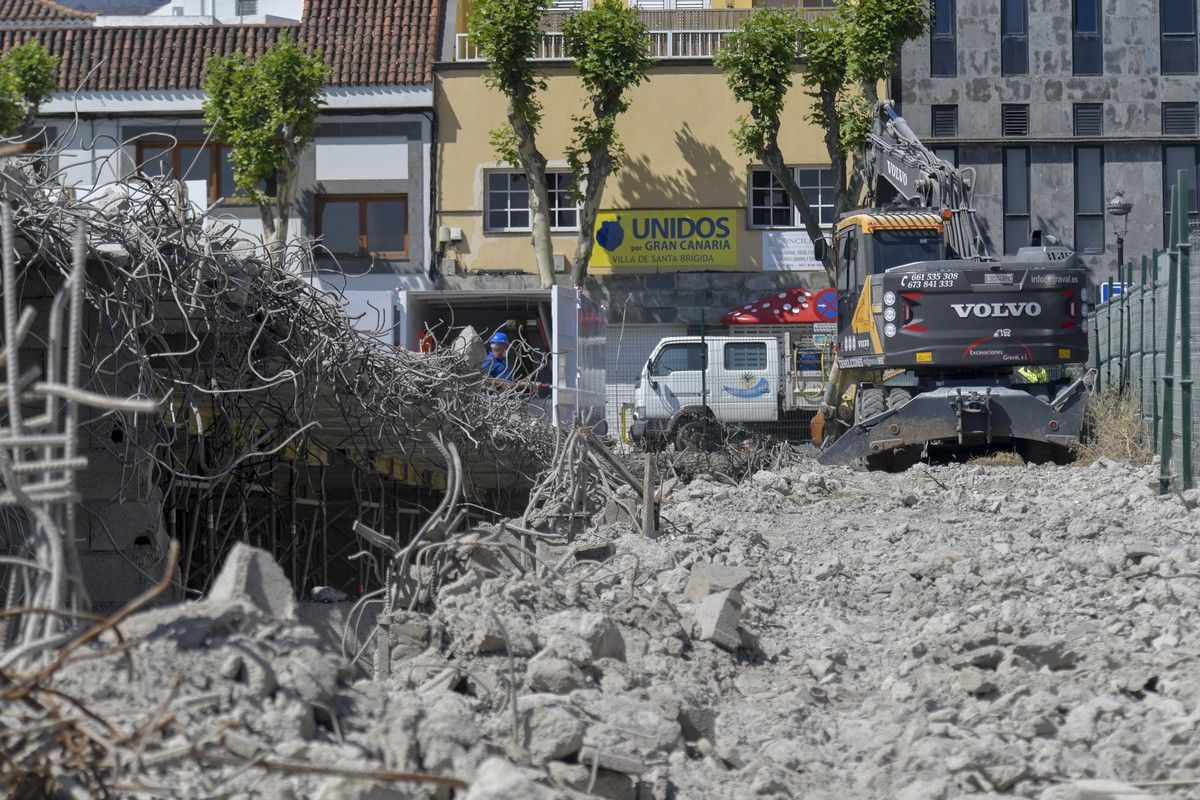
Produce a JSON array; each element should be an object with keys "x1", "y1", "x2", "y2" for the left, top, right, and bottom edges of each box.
[{"x1": 590, "y1": 209, "x2": 738, "y2": 269}]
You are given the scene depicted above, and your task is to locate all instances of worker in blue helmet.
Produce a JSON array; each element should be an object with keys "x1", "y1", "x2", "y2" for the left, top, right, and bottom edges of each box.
[{"x1": 481, "y1": 331, "x2": 521, "y2": 390}]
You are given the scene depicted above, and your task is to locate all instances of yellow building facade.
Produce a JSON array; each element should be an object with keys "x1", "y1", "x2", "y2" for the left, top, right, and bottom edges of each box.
[{"x1": 434, "y1": 8, "x2": 836, "y2": 279}]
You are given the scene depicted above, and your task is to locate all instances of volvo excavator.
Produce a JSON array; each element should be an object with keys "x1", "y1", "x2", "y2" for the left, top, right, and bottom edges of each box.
[{"x1": 813, "y1": 101, "x2": 1095, "y2": 468}]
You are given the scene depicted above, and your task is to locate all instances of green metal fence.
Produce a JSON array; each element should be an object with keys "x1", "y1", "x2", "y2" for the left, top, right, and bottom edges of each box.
[{"x1": 1089, "y1": 171, "x2": 1196, "y2": 492}]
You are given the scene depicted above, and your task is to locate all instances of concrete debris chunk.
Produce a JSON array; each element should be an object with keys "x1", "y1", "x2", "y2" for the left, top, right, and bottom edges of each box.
[
  {"x1": 517, "y1": 694, "x2": 586, "y2": 763},
  {"x1": 207, "y1": 542, "x2": 297, "y2": 620},
  {"x1": 539, "y1": 610, "x2": 625, "y2": 662},
  {"x1": 526, "y1": 652, "x2": 585, "y2": 693},
  {"x1": 694, "y1": 590, "x2": 742, "y2": 651},
  {"x1": 1039, "y1": 780, "x2": 1156, "y2": 800},
  {"x1": 464, "y1": 757, "x2": 555, "y2": 800},
  {"x1": 683, "y1": 563, "x2": 752, "y2": 602}
]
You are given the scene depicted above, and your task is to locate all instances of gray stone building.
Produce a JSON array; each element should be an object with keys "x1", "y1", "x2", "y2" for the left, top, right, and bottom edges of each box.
[{"x1": 898, "y1": 0, "x2": 1200, "y2": 282}]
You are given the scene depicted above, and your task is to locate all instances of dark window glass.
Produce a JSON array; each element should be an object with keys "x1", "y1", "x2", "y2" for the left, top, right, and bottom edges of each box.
[
  {"x1": 1074, "y1": 147, "x2": 1105, "y2": 254},
  {"x1": 931, "y1": 0, "x2": 957, "y2": 76},
  {"x1": 178, "y1": 145, "x2": 211, "y2": 183},
  {"x1": 1003, "y1": 147, "x2": 1031, "y2": 254},
  {"x1": 1163, "y1": 144, "x2": 1200, "y2": 242},
  {"x1": 1001, "y1": 0, "x2": 1028, "y2": 74},
  {"x1": 870, "y1": 229, "x2": 943, "y2": 272},
  {"x1": 651, "y1": 343, "x2": 705, "y2": 376},
  {"x1": 1073, "y1": 0, "x2": 1103, "y2": 74},
  {"x1": 1162, "y1": 0, "x2": 1198, "y2": 74},
  {"x1": 365, "y1": 199, "x2": 408, "y2": 253},
  {"x1": 934, "y1": 147, "x2": 959, "y2": 166},
  {"x1": 319, "y1": 202, "x2": 359, "y2": 255},
  {"x1": 724, "y1": 341, "x2": 767, "y2": 370},
  {"x1": 141, "y1": 146, "x2": 172, "y2": 178}
]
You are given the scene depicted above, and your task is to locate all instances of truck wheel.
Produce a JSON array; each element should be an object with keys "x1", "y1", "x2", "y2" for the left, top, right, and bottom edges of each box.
[
  {"x1": 674, "y1": 418, "x2": 717, "y2": 452},
  {"x1": 887, "y1": 388, "x2": 912, "y2": 410},
  {"x1": 856, "y1": 387, "x2": 886, "y2": 423}
]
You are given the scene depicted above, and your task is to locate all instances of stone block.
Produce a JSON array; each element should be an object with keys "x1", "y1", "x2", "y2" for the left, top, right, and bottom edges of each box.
[
  {"x1": 207, "y1": 542, "x2": 297, "y2": 620},
  {"x1": 683, "y1": 564, "x2": 752, "y2": 603},
  {"x1": 694, "y1": 590, "x2": 742, "y2": 651}
]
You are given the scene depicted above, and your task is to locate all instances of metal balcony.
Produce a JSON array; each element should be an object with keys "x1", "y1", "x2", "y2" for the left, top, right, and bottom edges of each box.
[{"x1": 453, "y1": 28, "x2": 736, "y2": 62}]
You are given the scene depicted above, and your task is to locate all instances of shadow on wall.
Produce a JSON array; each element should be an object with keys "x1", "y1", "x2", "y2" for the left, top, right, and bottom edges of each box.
[{"x1": 615, "y1": 123, "x2": 740, "y2": 210}]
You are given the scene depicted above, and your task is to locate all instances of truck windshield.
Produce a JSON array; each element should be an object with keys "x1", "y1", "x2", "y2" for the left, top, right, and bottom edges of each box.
[{"x1": 872, "y1": 228, "x2": 943, "y2": 272}]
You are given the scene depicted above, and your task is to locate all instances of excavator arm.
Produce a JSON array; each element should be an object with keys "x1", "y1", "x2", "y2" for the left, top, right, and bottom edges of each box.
[{"x1": 858, "y1": 101, "x2": 992, "y2": 260}]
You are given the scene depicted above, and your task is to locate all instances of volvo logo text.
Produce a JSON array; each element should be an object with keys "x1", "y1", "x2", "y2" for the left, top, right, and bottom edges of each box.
[
  {"x1": 950, "y1": 302, "x2": 1042, "y2": 318},
  {"x1": 886, "y1": 160, "x2": 909, "y2": 186}
]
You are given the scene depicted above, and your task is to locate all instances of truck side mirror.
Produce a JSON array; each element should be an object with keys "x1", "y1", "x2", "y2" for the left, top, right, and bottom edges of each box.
[{"x1": 813, "y1": 238, "x2": 827, "y2": 262}]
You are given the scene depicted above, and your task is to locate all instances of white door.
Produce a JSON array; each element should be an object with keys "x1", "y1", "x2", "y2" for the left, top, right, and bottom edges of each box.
[
  {"x1": 711, "y1": 339, "x2": 778, "y2": 423},
  {"x1": 647, "y1": 341, "x2": 707, "y2": 417}
]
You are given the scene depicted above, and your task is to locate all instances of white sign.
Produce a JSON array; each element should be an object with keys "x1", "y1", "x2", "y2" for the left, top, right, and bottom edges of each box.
[
  {"x1": 315, "y1": 137, "x2": 408, "y2": 181},
  {"x1": 762, "y1": 230, "x2": 824, "y2": 271}
]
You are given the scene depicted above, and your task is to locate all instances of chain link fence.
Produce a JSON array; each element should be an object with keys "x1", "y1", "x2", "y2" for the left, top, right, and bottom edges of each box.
[{"x1": 1089, "y1": 177, "x2": 1197, "y2": 491}]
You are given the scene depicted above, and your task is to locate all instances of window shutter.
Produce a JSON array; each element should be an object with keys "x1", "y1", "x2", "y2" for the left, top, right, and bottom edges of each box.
[
  {"x1": 1073, "y1": 104, "x2": 1103, "y2": 136},
  {"x1": 1001, "y1": 104, "x2": 1030, "y2": 136},
  {"x1": 931, "y1": 105, "x2": 959, "y2": 137},
  {"x1": 1163, "y1": 102, "x2": 1200, "y2": 135}
]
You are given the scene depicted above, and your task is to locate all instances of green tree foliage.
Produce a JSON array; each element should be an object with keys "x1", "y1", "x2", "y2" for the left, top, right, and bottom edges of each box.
[
  {"x1": 204, "y1": 35, "x2": 329, "y2": 265},
  {"x1": 0, "y1": 41, "x2": 59, "y2": 137},
  {"x1": 716, "y1": 1, "x2": 930, "y2": 284},
  {"x1": 562, "y1": 0, "x2": 651, "y2": 283},
  {"x1": 470, "y1": 0, "x2": 557, "y2": 287}
]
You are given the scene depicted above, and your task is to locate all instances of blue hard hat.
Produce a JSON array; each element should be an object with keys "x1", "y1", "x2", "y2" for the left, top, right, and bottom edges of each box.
[{"x1": 488, "y1": 332, "x2": 509, "y2": 345}]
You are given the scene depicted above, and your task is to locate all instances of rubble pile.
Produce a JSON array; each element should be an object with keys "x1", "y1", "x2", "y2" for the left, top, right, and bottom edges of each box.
[{"x1": 6, "y1": 457, "x2": 1200, "y2": 799}]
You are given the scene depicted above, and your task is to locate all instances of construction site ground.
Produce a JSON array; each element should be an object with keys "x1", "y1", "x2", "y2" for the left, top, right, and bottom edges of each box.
[{"x1": 6, "y1": 454, "x2": 1200, "y2": 799}]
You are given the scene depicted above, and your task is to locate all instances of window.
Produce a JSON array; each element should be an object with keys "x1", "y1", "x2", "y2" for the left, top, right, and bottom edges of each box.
[
  {"x1": 1001, "y1": 104, "x2": 1030, "y2": 137},
  {"x1": 1073, "y1": 0, "x2": 1102, "y2": 75},
  {"x1": 931, "y1": 0, "x2": 957, "y2": 76},
  {"x1": 724, "y1": 341, "x2": 767, "y2": 371},
  {"x1": 1003, "y1": 147, "x2": 1031, "y2": 254},
  {"x1": 933, "y1": 147, "x2": 959, "y2": 166},
  {"x1": 931, "y1": 104, "x2": 959, "y2": 137},
  {"x1": 748, "y1": 167, "x2": 835, "y2": 229},
  {"x1": 651, "y1": 343, "x2": 705, "y2": 376},
  {"x1": 1074, "y1": 103, "x2": 1103, "y2": 136},
  {"x1": 1001, "y1": 0, "x2": 1028, "y2": 75},
  {"x1": 486, "y1": 171, "x2": 577, "y2": 232},
  {"x1": 1074, "y1": 147, "x2": 1105, "y2": 254},
  {"x1": 1163, "y1": 144, "x2": 1200, "y2": 242},
  {"x1": 316, "y1": 195, "x2": 408, "y2": 257},
  {"x1": 1162, "y1": 0, "x2": 1198, "y2": 74},
  {"x1": 1163, "y1": 102, "x2": 1199, "y2": 135},
  {"x1": 136, "y1": 140, "x2": 274, "y2": 206}
]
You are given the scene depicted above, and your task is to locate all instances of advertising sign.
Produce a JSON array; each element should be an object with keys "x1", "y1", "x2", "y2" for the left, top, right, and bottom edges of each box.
[
  {"x1": 589, "y1": 209, "x2": 738, "y2": 269},
  {"x1": 762, "y1": 230, "x2": 824, "y2": 271}
]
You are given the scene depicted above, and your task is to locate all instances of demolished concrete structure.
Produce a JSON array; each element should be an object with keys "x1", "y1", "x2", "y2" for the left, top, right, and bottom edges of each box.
[{"x1": 5, "y1": 449, "x2": 1200, "y2": 798}]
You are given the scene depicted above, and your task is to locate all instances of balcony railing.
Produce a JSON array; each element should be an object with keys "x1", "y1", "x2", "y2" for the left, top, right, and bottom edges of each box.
[{"x1": 453, "y1": 29, "x2": 734, "y2": 62}]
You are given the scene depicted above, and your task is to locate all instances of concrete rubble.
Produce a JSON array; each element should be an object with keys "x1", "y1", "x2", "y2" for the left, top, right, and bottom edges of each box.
[{"x1": 7, "y1": 456, "x2": 1200, "y2": 798}]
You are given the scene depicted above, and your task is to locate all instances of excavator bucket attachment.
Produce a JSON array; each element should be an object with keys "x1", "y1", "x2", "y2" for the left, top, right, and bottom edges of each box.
[{"x1": 818, "y1": 372, "x2": 1094, "y2": 466}]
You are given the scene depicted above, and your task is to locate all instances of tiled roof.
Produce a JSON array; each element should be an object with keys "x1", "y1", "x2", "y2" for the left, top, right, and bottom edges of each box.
[
  {"x1": 0, "y1": 0, "x2": 442, "y2": 90},
  {"x1": 0, "y1": 0, "x2": 94, "y2": 22}
]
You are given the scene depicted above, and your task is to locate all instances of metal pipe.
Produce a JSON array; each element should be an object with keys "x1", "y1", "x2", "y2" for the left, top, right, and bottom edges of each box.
[
  {"x1": 1160, "y1": 181, "x2": 1182, "y2": 493},
  {"x1": 1178, "y1": 177, "x2": 1193, "y2": 489}
]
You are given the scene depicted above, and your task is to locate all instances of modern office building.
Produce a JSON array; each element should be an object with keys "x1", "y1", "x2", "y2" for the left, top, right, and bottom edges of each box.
[{"x1": 898, "y1": 0, "x2": 1200, "y2": 281}]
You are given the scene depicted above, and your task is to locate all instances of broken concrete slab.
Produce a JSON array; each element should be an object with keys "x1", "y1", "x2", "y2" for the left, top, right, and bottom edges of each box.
[
  {"x1": 207, "y1": 543, "x2": 297, "y2": 619},
  {"x1": 1039, "y1": 780, "x2": 1155, "y2": 800},
  {"x1": 693, "y1": 590, "x2": 742, "y2": 651},
  {"x1": 464, "y1": 757, "x2": 555, "y2": 800},
  {"x1": 517, "y1": 694, "x2": 586, "y2": 764},
  {"x1": 683, "y1": 563, "x2": 752, "y2": 603},
  {"x1": 539, "y1": 610, "x2": 625, "y2": 662}
]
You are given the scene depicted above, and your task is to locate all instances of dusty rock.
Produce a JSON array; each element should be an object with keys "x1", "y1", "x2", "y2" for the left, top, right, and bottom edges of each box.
[
  {"x1": 694, "y1": 590, "x2": 742, "y2": 651},
  {"x1": 207, "y1": 542, "x2": 297, "y2": 619},
  {"x1": 525, "y1": 653, "x2": 585, "y2": 693},
  {"x1": 1040, "y1": 779, "x2": 1156, "y2": 799},
  {"x1": 683, "y1": 563, "x2": 752, "y2": 602},
  {"x1": 517, "y1": 694, "x2": 585, "y2": 763},
  {"x1": 464, "y1": 757, "x2": 555, "y2": 800},
  {"x1": 539, "y1": 610, "x2": 625, "y2": 662}
]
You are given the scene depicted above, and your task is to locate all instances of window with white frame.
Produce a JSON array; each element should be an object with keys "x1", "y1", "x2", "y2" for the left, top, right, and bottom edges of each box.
[
  {"x1": 749, "y1": 167, "x2": 835, "y2": 229},
  {"x1": 486, "y1": 171, "x2": 578, "y2": 232}
]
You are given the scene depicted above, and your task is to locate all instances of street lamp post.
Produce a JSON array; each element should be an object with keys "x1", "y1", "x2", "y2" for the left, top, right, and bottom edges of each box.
[{"x1": 1107, "y1": 190, "x2": 1134, "y2": 392}]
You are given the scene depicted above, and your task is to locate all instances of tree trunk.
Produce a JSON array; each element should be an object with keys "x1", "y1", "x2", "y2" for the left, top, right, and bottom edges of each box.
[
  {"x1": 758, "y1": 125, "x2": 836, "y2": 287},
  {"x1": 508, "y1": 102, "x2": 557, "y2": 288},
  {"x1": 571, "y1": 148, "x2": 613, "y2": 286}
]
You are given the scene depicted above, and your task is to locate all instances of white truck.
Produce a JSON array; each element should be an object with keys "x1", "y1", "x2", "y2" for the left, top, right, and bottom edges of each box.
[{"x1": 628, "y1": 330, "x2": 829, "y2": 449}]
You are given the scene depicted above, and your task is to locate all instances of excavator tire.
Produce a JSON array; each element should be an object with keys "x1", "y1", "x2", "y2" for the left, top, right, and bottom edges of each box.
[
  {"x1": 856, "y1": 387, "x2": 886, "y2": 423},
  {"x1": 887, "y1": 388, "x2": 912, "y2": 410}
]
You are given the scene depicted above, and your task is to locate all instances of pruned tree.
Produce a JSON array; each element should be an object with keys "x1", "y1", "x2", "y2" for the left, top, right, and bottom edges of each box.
[
  {"x1": 204, "y1": 35, "x2": 329, "y2": 268},
  {"x1": 563, "y1": 0, "x2": 651, "y2": 284},
  {"x1": 715, "y1": 2, "x2": 930, "y2": 285},
  {"x1": 470, "y1": 0, "x2": 557, "y2": 287},
  {"x1": 0, "y1": 41, "x2": 59, "y2": 137}
]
